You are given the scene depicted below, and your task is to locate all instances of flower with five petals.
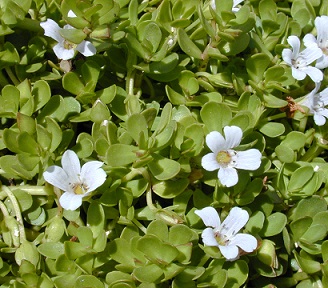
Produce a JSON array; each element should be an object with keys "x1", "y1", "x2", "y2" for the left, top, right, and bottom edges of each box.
[
  {"x1": 43, "y1": 150, "x2": 106, "y2": 210},
  {"x1": 282, "y1": 35, "x2": 323, "y2": 83},
  {"x1": 201, "y1": 126, "x2": 261, "y2": 187},
  {"x1": 195, "y1": 206, "x2": 257, "y2": 261},
  {"x1": 301, "y1": 82, "x2": 328, "y2": 126},
  {"x1": 304, "y1": 16, "x2": 328, "y2": 69},
  {"x1": 40, "y1": 18, "x2": 96, "y2": 60}
]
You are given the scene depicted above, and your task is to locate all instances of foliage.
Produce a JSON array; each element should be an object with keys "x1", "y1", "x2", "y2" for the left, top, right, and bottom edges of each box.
[{"x1": 0, "y1": 0, "x2": 328, "y2": 287}]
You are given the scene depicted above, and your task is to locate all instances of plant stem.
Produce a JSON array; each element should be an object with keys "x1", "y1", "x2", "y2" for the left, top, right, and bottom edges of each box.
[
  {"x1": 300, "y1": 143, "x2": 324, "y2": 162},
  {"x1": 132, "y1": 218, "x2": 147, "y2": 234},
  {"x1": 2, "y1": 186, "x2": 26, "y2": 243},
  {"x1": 4, "y1": 67, "x2": 20, "y2": 86}
]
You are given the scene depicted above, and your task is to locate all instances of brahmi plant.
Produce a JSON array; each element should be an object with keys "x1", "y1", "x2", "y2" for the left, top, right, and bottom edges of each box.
[{"x1": 2, "y1": 0, "x2": 328, "y2": 287}]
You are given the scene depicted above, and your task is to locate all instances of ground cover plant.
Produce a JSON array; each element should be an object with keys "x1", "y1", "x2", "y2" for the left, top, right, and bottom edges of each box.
[{"x1": 1, "y1": 0, "x2": 328, "y2": 287}]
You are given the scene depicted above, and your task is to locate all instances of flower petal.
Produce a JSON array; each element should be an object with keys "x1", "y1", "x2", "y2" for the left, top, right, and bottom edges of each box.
[
  {"x1": 43, "y1": 166, "x2": 71, "y2": 192},
  {"x1": 233, "y1": 0, "x2": 244, "y2": 7},
  {"x1": 291, "y1": 67, "x2": 306, "y2": 80},
  {"x1": 314, "y1": 113, "x2": 327, "y2": 126},
  {"x1": 282, "y1": 48, "x2": 292, "y2": 65},
  {"x1": 303, "y1": 33, "x2": 317, "y2": 48},
  {"x1": 230, "y1": 233, "x2": 257, "y2": 253},
  {"x1": 301, "y1": 46, "x2": 323, "y2": 65},
  {"x1": 302, "y1": 66, "x2": 323, "y2": 83},
  {"x1": 218, "y1": 167, "x2": 238, "y2": 187},
  {"x1": 59, "y1": 192, "x2": 84, "y2": 210},
  {"x1": 205, "y1": 131, "x2": 226, "y2": 153},
  {"x1": 320, "y1": 88, "x2": 328, "y2": 105},
  {"x1": 315, "y1": 55, "x2": 328, "y2": 69},
  {"x1": 315, "y1": 16, "x2": 328, "y2": 48},
  {"x1": 234, "y1": 149, "x2": 262, "y2": 170},
  {"x1": 53, "y1": 43, "x2": 75, "y2": 60},
  {"x1": 220, "y1": 207, "x2": 249, "y2": 238},
  {"x1": 80, "y1": 161, "x2": 106, "y2": 192},
  {"x1": 287, "y1": 35, "x2": 300, "y2": 56},
  {"x1": 218, "y1": 244, "x2": 239, "y2": 261},
  {"x1": 76, "y1": 41, "x2": 97, "y2": 57},
  {"x1": 195, "y1": 206, "x2": 221, "y2": 228},
  {"x1": 201, "y1": 228, "x2": 220, "y2": 247},
  {"x1": 223, "y1": 126, "x2": 242, "y2": 149},
  {"x1": 61, "y1": 150, "x2": 81, "y2": 183},
  {"x1": 40, "y1": 19, "x2": 62, "y2": 43},
  {"x1": 202, "y1": 153, "x2": 221, "y2": 171}
]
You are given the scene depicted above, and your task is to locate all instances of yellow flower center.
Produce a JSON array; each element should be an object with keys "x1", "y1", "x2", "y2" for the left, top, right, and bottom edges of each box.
[
  {"x1": 216, "y1": 151, "x2": 232, "y2": 166},
  {"x1": 72, "y1": 183, "x2": 88, "y2": 195},
  {"x1": 64, "y1": 40, "x2": 77, "y2": 50},
  {"x1": 214, "y1": 231, "x2": 229, "y2": 246}
]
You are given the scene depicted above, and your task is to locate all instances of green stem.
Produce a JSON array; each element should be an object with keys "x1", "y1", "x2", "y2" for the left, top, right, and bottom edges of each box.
[
  {"x1": 0, "y1": 185, "x2": 53, "y2": 200},
  {"x1": 300, "y1": 143, "x2": 324, "y2": 162},
  {"x1": 0, "y1": 200, "x2": 9, "y2": 217},
  {"x1": 121, "y1": 168, "x2": 145, "y2": 182},
  {"x1": 4, "y1": 67, "x2": 20, "y2": 86},
  {"x1": 132, "y1": 218, "x2": 147, "y2": 234},
  {"x1": 266, "y1": 112, "x2": 287, "y2": 122},
  {"x1": 139, "y1": 168, "x2": 158, "y2": 212},
  {"x1": 2, "y1": 186, "x2": 26, "y2": 243},
  {"x1": 198, "y1": 253, "x2": 210, "y2": 267}
]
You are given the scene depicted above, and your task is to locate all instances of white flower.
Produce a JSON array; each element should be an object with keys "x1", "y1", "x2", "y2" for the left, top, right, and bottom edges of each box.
[
  {"x1": 40, "y1": 19, "x2": 96, "y2": 60},
  {"x1": 202, "y1": 126, "x2": 261, "y2": 187},
  {"x1": 43, "y1": 150, "x2": 106, "y2": 210},
  {"x1": 195, "y1": 206, "x2": 257, "y2": 261},
  {"x1": 301, "y1": 82, "x2": 328, "y2": 126},
  {"x1": 282, "y1": 35, "x2": 323, "y2": 82},
  {"x1": 304, "y1": 16, "x2": 328, "y2": 69},
  {"x1": 211, "y1": 0, "x2": 243, "y2": 12}
]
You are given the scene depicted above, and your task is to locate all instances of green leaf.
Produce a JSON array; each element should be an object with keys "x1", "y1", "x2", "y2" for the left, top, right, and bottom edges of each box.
[
  {"x1": 200, "y1": 102, "x2": 232, "y2": 133},
  {"x1": 32, "y1": 80, "x2": 51, "y2": 111},
  {"x1": 15, "y1": 240, "x2": 40, "y2": 266},
  {"x1": 106, "y1": 144, "x2": 138, "y2": 166},
  {"x1": 148, "y1": 154, "x2": 180, "y2": 180},
  {"x1": 38, "y1": 242, "x2": 64, "y2": 259},
  {"x1": 177, "y1": 28, "x2": 202, "y2": 59},
  {"x1": 288, "y1": 166, "x2": 314, "y2": 193},
  {"x1": 59, "y1": 27, "x2": 86, "y2": 44},
  {"x1": 246, "y1": 53, "x2": 271, "y2": 83},
  {"x1": 137, "y1": 235, "x2": 179, "y2": 264},
  {"x1": 75, "y1": 275, "x2": 104, "y2": 288},
  {"x1": 62, "y1": 72, "x2": 85, "y2": 95},
  {"x1": 0, "y1": 85, "x2": 20, "y2": 117},
  {"x1": 87, "y1": 202, "x2": 105, "y2": 237},
  {"x1": 126, "y1": 113, "x2": 149, "y2": 146},
  {"x1": 258, "y1": 122, "x2": 285, "y2": 137},
  {"x1": 261, "y1": 212, "x2": 287, "y2": 237},
  {"x1": 133, "y1": 263, "x2": 164, "y2": 283},
  {"x1": 152, "y1": 178, "x2": 189, "y2": 199}
]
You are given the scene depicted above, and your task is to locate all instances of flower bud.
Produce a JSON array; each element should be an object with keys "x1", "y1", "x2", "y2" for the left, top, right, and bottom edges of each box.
[
  {"x1": 257, "y1": 239, "x2": 279, "y2": 268},
  {"x1": 156, "y1": 209, "x2": 184, "y2": 226}
]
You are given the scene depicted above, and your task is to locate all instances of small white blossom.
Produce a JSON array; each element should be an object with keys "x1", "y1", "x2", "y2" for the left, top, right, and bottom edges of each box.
[
  {"x1": 43, "y1": 150, "x2": 106, "y2": 210},
  {"x1": 282, "y1": 35, "x2": 323, "y2": 82},
  {"x1": 195, "y1": 206, "x2": 257, "y2": 261},
  {"x1": 202, "y1": 126, "x2": 261, "y2": 187},
  {"x1": 211, "y1": 0, "x2": 243, "y2": 12},
  {"x1": 304, "y1": 16, "x2": 328, "y2": 69},
  {"x1": 40, "y1": 19, "x2": 96, "y2": 60},
  {"x1": 301, "y1": 82, "x2": 328, "y2": 126}
]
